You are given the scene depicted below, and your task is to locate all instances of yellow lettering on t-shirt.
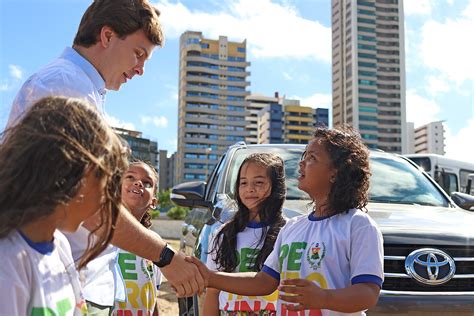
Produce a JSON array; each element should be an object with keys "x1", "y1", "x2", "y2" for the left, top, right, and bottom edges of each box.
[
  {"x1": 140, "y1": 281, "x2": 156, "y2": 309},
  {"x1": 125, "y1": 280, "x2": 140, "y2": 308}
]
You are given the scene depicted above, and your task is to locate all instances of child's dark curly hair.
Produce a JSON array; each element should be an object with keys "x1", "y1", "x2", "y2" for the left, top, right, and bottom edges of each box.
[{"x1": 313, "y1": 125, "x2": 371, "y2": 215}]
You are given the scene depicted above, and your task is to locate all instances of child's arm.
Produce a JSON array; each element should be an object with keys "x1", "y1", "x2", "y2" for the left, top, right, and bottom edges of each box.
[
  {"x1": 187, "y1": 256, "x2": 279, "y2": 297},
  {"x1": 203, "y1": 288, "x2": 220, "y2": 316},
  {"x1": 278, "y1": 279, "x2": 380, "y2": 313}
]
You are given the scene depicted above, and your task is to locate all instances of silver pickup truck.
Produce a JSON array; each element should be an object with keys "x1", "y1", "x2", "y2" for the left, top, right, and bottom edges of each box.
[{"x1": 172, "y1": 143, "x2": 474, "y2": 315}]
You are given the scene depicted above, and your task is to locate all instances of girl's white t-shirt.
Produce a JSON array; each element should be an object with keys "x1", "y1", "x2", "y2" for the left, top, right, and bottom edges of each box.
[
  {"x1": 0, "y1": 230, "x2": 86, "y2": 315},
  {"x1": 113, "y1": 248, "x2": 162, "y2": 315},
  {"x1": 263, "y1": 209, "x2": 384, "y2": 316},
  {"x1": 207, "y1": 222, "x2": 279, "y2": 313}
]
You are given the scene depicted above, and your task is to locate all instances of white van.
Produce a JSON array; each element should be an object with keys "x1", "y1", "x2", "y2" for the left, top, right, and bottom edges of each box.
[{"x1": 405, "y1": 154, "x2": 474, "y2": 195}]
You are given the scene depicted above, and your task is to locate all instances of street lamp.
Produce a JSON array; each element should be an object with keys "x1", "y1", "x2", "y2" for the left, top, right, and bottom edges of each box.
[{"x1": 205, "y1": 147, "x2": 212, "y2": 181}]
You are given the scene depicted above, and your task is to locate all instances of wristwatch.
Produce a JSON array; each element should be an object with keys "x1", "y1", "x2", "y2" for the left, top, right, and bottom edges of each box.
[{"x1": 153, "y1": 244, "x2": 175, "y2": 268}]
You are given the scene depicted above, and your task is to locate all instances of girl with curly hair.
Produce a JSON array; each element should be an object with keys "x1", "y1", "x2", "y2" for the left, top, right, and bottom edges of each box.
[
  {"x1": 188, "y1": 126, "x2": 383, "y2": 316},
  {"x1": 204, "y1": 153, "x2": 287, "y2": 316},
  {"x1": 114, "y1": 159, "x2": 162, "y2": 316}
]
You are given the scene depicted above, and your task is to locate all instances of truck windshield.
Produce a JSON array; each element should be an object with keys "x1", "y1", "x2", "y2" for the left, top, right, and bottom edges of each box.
[{"x1": 369, "y1": 155, "x2": 449, "y2": 207}]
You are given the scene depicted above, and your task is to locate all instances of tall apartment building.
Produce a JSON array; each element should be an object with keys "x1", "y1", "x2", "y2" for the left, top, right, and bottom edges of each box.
[
  {"x1": 245, "y1": 93, "x2": 280, "y2": 144},
  {"x1": 413, "y1": 121, "x2": 446, "y2": 155},
  {"x1": 114, "y1": 127, "x2": 158, "y2": 167},
  {"x1": 258, "y1": 103, "x2": 284, "y2": 144},
  {"x1": 257, "y1": 99, "x2": 329, "y2": 144},
  {"x1": 177, "y1": 31, "x2": 250, "y2": 183},
  {"x1": 283, "y1": 102, "x2": 316, "y2": 144},
  {"x1": 331, "y1": 0, "x2": 406, "y2": 153},
  {"x1": 158, "y1": 150, "x2": 173, "y2": 191}
]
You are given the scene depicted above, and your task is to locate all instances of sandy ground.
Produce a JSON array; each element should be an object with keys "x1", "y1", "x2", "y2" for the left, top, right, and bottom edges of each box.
[
  {"x1": 157, "y1": 281, "x2": 179, "y2": 315},
  {"x1": 157, "y1": 239, "x2": 180, "y2": 315}
]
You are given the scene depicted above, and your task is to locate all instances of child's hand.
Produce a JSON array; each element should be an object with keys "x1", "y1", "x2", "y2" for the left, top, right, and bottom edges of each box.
[
  {"x1": 184, "y1": 256, "x2": 210, "y2": 291},
  {"x1": 278, "y1": 278, "x2": 327, "y2": 311}
]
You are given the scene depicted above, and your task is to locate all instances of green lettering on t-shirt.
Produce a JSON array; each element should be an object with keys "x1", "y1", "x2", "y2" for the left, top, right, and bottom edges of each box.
[
  {"x1": 31, "y1": 307, "x2": 56, "y2": 316},
  {"x1": 239, "y1": 247, "x2": 259, "y2": 272},
  {"x1": 287, "y1": 242, "x2": 307, "y2": 271},
  {"x1": 118, "y1": 252, "x2": 138, "y2": 280},
  {"x1": 30, "y1": 298, "x2": 72, "y2": 316},
  {"x1": 279, "y1": 244, "x2": 290, "y2": 270},
  {"x1": 56, "y1": 298, "x2": 72, "y2": 316}
]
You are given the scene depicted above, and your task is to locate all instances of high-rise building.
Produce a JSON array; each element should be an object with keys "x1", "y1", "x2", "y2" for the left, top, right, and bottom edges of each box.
[
  {"x1": 177, "y1": 31, "x2": 250, "y2": 183},
  {"x1": 258, "y1": 103, "x2": 284, "y2": 144},
  {"x1": 158, "y1": 150, "x2": 173, "y2": 191},
  {"x1": 315, "y1": 108, "x2": 330, "y2": 127},
  {"x1": 257, "y1": 96, "x2": 329, "y2": 144},
  {"x1": 413, "y1": 121, "x2": 446, "y2": 155},
  {"x1": 114, "y1": 127, "x2": 158, "y2": 167},
  {"x1": 283, "y1": 102, "x2": 316, "y2": 144},
  {"x1": 245, "y1": 93, "x2": 280, "y2": 144},
  {"x1": 331, "y1": 0, "x2": 406, "y2": 153}
]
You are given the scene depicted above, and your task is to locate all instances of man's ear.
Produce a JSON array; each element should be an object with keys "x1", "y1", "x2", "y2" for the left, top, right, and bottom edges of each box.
[{"x1": 99, "y1": 25, "x2": 115, "y2": 47}]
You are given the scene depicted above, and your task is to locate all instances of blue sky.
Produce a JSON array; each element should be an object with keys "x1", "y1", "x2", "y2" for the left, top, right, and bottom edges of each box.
[{"x1": 1, "y1": 0, "x2": 473, "y2": 159}]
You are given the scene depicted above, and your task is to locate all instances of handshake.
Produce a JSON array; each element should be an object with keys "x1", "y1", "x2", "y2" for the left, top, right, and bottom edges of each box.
[{"x1": 157, "y1": 248, "x2": 210, "y2": 297}]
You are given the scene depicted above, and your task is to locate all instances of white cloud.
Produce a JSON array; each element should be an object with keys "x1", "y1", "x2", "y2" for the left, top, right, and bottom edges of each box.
[
  {"x1": 0, "y1": 64, "x2": 24, "y2": 91},
  {"x1": 406, "y1": 90, "x2": 441, "y2": 127},
  {"x1": 142, "y1": 115, "x2": 169, "y2": 128},
  {"x1": 155, "y1": 0, "x2": 331, "y2": 62},
  {"x1": 8, "y1": 65, "x2": 23, "y2": 80},
  {"x1": 295, "y1": 92, "x2": 331, "y2": 109},
  {"x1": 164, "y1": 84, "x2": 178, "y2": 100},
  {"x1": 425, "y1": 75, "x2": 451, "y2": 96},
  {"x1": 404, "y1": 0, "x2": 432, "y2": 16},
  {"x1": 283, "y1": 71, "x2": 293, "y2": 80},
  {"x1": 418, "y1": 1, "x2": 474, "y2": 83},
  {"x1": 445, "y1": 119, "x2": 474, "y2": 159},
  {"x1": 0, "y1": 82, "x2": 10, "y2": 91},
  {"x1": 106, "y1": 115, "x2": 136, "y2": 130}
]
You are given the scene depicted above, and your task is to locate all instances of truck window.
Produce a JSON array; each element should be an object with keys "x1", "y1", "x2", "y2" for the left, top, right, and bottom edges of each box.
[
  {"x1": 442, "y1": 172, "x2": 458, "y2": 194},
  {"x1": 409, "y1": 157, "x2": 432, "y2": 172},
  {"x1": 459, "y1": 169, "x2": 474, "y2": 193}
]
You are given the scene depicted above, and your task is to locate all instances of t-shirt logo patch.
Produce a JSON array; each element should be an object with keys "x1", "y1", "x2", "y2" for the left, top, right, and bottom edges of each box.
[
  {"x1": 140, "y1": 258, "x2": 155, "y2": 280},
  {"x1": 306, "y1": 242, "x2": 326, "y2": 270}
]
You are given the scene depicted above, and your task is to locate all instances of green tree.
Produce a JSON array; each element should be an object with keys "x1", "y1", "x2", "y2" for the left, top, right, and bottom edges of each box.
[
  {"x1": 166, "y1": 206, "x2": 190, "y2": 220},
  {"x1": 156, "y1": 189, "x2": 173, "y2": 211}
]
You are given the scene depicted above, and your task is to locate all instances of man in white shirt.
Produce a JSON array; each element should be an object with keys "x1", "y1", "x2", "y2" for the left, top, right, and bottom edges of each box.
[{"x1": 7, "y1": 0, "x2": 204, "y2": 313}]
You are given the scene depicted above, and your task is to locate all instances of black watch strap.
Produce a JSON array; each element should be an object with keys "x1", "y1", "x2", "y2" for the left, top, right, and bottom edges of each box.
[{"x1": 154, "y1": 244, "x2": 175, "y2": 268}]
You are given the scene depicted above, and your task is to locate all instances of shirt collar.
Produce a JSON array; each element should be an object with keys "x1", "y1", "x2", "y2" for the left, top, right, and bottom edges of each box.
[{"x1": 60, "y1": 47, "x2": 107, "y2": 96}]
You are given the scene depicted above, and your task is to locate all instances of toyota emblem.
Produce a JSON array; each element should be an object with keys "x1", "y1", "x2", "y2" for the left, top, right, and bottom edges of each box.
[{"x1": 405, "y1": 248, "x2": 456, "y2": 285}]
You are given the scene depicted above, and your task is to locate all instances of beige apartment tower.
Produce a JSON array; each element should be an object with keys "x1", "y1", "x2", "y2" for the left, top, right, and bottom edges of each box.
[
  {"x1": 332, "y1": 0, "x2": 406, "y2": 153},
  {"x1": 177, "y1": 31, "x2": 250, "y2": 183}
]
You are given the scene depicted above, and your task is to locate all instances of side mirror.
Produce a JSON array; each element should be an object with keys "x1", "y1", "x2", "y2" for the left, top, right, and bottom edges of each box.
[
  {"x1": 171, "y1": 181, "x2": 213, "y2": 209},
  {"x1": 451, "y1": 192, "x2": 474, "y2": 211}
]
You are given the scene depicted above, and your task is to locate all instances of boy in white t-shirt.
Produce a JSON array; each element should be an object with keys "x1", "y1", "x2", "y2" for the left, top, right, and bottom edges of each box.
[{"x1": 188, "y1": 126, "x2": 384, "y2": 316}]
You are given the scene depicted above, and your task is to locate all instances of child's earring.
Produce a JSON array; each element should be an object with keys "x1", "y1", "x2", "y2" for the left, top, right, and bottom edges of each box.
[
  {"x1": 76, "y1": 194, "x2": 85, "y2": 204},
  {"x1": 330, "y1": 176, "x2": 335, "y2": 184}
]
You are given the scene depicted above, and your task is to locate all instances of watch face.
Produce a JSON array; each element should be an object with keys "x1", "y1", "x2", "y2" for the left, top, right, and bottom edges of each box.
[{"x1": 156, "y1": 246, "x2": 174, "y2": 267}]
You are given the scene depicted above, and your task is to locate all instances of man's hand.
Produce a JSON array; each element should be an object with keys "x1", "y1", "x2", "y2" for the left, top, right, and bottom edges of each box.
[
  {"x1": 160, "y1": 251, "x2": 205, "y2": 297},
  {"x1": 185, "y1": 256, "x2": 210, "y2": 288},
  {"x1": 278, "y1": 278, "x2": 327, "y2": 311}
]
